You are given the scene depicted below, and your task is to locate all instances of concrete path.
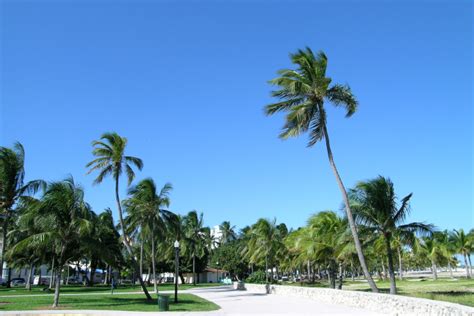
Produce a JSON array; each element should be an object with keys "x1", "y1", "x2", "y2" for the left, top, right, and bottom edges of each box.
[
  {"x1": 186, "y1": 286, "x2": 385, "y2": 315},
  {"x1": 1, "y1": 286, "x2": 386, "y2": 315}
]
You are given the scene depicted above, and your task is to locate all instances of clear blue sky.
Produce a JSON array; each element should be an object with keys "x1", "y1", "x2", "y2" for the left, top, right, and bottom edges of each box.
[{"x1": 1, "y1": 1, "x2": 472, "y2": 232}]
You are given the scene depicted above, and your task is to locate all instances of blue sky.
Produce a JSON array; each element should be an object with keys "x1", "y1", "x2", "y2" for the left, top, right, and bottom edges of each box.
[{"x1": 1, "y1": 1, "x2": 472, "y2": 232}]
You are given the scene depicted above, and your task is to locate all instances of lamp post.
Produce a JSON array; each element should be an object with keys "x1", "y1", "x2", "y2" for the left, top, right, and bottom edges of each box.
[{"x1": 174, "y1": 240, "x2": 180, "y2": 303}]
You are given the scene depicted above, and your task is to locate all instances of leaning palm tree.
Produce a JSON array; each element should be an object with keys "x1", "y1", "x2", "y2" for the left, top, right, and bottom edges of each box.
[
  {"x1": 0, "y1": 142, "x2": 45, "y2": 279},
  {"x1": 264, "y1": 47, "x2": 378, "y2": 292},
  {"x1": 124, "y1": 179, "x2": 174, "y2": 294},
  {"x1": 86, "y1": 132, "x2": 152, "y2": 300},
  {"x1": 350, "y1": 176, "x2": 433, "y2": 294}
]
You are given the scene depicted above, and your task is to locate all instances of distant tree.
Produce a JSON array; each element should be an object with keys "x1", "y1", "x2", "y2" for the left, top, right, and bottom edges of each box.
[
  {"x1": 182, "y1": 211, "x2": 209, "y2": 285},
  {"x1": 450, "y1": 229, "x2": 472, "y2": 278},
  {"x1": 219, "y1": 221, "x2": 236, "y2": 244}
]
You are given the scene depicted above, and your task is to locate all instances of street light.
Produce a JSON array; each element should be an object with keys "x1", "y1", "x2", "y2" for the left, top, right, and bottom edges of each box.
[{"x1": 174, "y1": 240, "x2": 180, "y2": 303}]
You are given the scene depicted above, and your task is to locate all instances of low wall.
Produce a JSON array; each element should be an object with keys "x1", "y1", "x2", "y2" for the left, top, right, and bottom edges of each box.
[{"x1": 243, "y1": 283, "x2": 474, "y2": 316}]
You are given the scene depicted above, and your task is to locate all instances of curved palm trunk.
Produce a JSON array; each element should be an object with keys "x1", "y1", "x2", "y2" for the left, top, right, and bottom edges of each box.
[
  {"x1": 115, "y1": 176, "x2": 152, "y2": 300},
  {"x1": 384, "y1": 234, "x2": 397, "y2": 294},
  {"x1": 322, "y1": 124, "x2": 378, "y2": 293}
]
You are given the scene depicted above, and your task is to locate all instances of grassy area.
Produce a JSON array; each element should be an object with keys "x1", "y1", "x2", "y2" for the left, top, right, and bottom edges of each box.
[
  {"x1": 0, "y1": 293, "x2": 219, "y2": 312},
  {"x1": 345, "y1": 278, "x2": 474, "y2": 307},
  {"x1": 0, "y1": 283, "x2": 221, "y2": 296},
  {"x1": 282, "y1": 277, "x2": 474, "y2": 307}
]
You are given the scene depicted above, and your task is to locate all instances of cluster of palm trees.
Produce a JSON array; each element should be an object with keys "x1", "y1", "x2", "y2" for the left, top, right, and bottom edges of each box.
[
  {"x1": 238, "y1": 177, "x2": 473, "y2": 294},
  {"x1": 0, "y1": 135, "x2": 216, "y2": 307},
  {"x1": 235, "y1": 204, "x2": 474, "y2": 294}
]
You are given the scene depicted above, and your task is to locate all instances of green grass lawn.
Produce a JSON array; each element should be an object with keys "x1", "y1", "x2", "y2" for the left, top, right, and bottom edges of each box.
[
  {"x1": 0, "y1": 293, "x2": 220, "y2": 312},
  {"x1": 282, "y1": 277, "x2": 474, "y2": 307},
  {"x1": 345, "y1": 278, "x2": 474, "y2": 307},
  {"x1": 0, "y1": 283, "x2": 221, "y2": 296}
]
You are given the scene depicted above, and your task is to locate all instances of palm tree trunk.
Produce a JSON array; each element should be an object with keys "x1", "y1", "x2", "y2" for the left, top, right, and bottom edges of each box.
[
  {"x1": 151, "y1": 227, "x2": 158, "y2": 295},
  {"x1": 467, "y1": 254, "x2": 473, "y2": 278},
  {"x1": 463, "y1": 254, "x2": 471, "y2": 278},
  {"x1": 192, "y1": 249, "x2": 196, "y2": 286},
  {"x1": 52, "y1": 267, "x2": 62, "y2": 307},
  {"x1": 140, "y1": 239, "x2": 144, "y2": 279},
  {"x1": 0, "y1": 219, "x2": 8, "y2": 279},
  {"x1": 322, "y1": 123, "x2": 378, "y2": 293},
  {"x1": 448, "y1": 262, "x2": 453, "y2": 278},
  {"x1": 49, "y1": 259, "x2": 55, "y2": 289},
  {"x1": 25, "y1": 263, "x2": 33, "y2": 290},
  {"x1": 337, "y1": 262, "x2": 343, "y2": 289},
  {"x1": 114, "y1": 176, "x2": 152, "y2": 300},
  {"x1": 384, "y1": 234, "x2": 397, "y2": 294},
  {"x1": 431, "y1": 261, "x2": 438, "y2": 280},
  {"x1": 265, "y1": 255, "x2": 269, "y2": 284},
  {"x1": 397, "y1": 246, "x2": 403, "y2": 280},
  {"x1": 351, "y1": 260, "x2": 355, "y2": 282}
]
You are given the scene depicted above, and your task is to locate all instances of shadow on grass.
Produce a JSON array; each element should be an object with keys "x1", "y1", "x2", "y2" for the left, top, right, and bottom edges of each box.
[{"x1": 425, "y1": 291, "x2": 474, "y2": 297}]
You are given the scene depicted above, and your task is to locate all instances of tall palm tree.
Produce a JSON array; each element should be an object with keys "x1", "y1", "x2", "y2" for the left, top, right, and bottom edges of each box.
[
  {"x1": 85, "y1": 132, "x2": 152, "y2": 299},
  {"x1": 219, "y1": 221, "x2": 236, "y2": 244},
  {"x1": 450, "y1": 229, "x2": 472, "y2": 278},
  {"x1": 124, "y1": 179, "x2": 174, "y2": 294},
  {"x1": 264, "y1": 47, "x2": 378, "y2": 292},
  {"x1": 0, "y1": 142, "x2": 45, "y2": 280},
  {"x1": 350, "y1": 176, "x2": 433, "y2": 294},
  {"x1": 182, "y1": 211, "x2": 208, "y2": 285},
  {"x1": 11, "y1": 177, "x2": 93, "y2": 307}
]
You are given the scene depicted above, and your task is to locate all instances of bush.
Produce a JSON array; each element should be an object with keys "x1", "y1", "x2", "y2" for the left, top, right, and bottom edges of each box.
[{"x1": 245, "y1": 271, "x2": 267, "y2": 284}]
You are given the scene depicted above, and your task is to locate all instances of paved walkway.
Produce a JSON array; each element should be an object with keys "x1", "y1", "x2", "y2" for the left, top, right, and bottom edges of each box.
[{"x1": 2, "y1": 286, "x2": 385, "y2": 315}]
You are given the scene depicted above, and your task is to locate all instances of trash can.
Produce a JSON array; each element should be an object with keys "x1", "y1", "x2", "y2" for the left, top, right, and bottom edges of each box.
[{"x1": 158, "y1": 294, "x2": 170, "y2": 311}]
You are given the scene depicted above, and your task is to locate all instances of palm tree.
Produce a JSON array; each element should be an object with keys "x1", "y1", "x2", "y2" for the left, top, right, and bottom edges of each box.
[
  {"x1": 450, "y1": 229, "x2": 472, "y2": 278},
  {"x1": 86, "y1": 132, "x2": 152, "y2": 300},
  {"x1": 124, "y1": 179, "x2": 174, "y2": 294},
  {"x1": 417, "y1": 233, "x2": 447, "y2": 280},
  {"x1": 11, "y1": 177, "x2": 93, "y2": 307},
  {"x1": 350, "y1": 176, "x2": 432, "y2": 294},
  {"x1": 219, "y1": 221, "x2": 236, "y2": 244},
  {"x1": 244, "y1": 218, "x2": 283, "y2": 283},
  {"x1": 264, "y1": 47, "x2": 378, "y2": 292},
  {"x1": 182, "y1": 211, "x2": 208, "y2": 285},
  {"x1": 0, "y1": 143, "x2": 45, "y2": 280},
  {"x1": 307, "y1": 211, "x2": 347, "y2": 289}
]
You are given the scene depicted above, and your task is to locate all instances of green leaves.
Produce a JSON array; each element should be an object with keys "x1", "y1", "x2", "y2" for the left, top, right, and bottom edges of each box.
[
  {"x1": 265, "y1": 47, "x2": 358, "y2": 147},
  {"x1": 86, "y1": 132, "x2": 143, "y2": 186}
]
